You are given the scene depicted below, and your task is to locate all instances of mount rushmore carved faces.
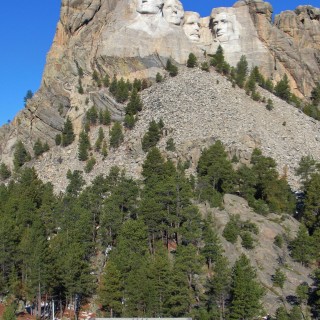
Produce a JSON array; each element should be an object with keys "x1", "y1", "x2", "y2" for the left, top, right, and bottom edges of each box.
[
  {"x1": 137, "y1": 0, "x2": 164, "y2": 14},
  {"x1": 211, "y1": 11, "x2": 240, "y2": 42},
  {"x1": 163, "y1": 0, "x2": 184, "y2": 25},
  {"x1": 183, "y1": 12, "x2": 200, "y2": 42}
]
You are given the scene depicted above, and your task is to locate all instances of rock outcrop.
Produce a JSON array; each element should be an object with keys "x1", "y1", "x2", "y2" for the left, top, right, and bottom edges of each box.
[{"x1": 0, "y1": 0, "x2": 320, "y2": 180}]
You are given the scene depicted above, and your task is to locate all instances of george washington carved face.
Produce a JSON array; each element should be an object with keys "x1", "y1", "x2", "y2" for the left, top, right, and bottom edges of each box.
[
  {"x1": 163, "y1": 0, "x2": 184, "y2": 25},
  {"x1": 137, "y1": 0, "x2": 164, "y2": 14}
]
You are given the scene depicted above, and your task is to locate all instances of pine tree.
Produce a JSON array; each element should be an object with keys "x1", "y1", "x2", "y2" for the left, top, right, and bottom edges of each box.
[
  {"x1": 0, "y1": 163, "x2": 11, "y2": 180},
  {"x1": 13, "y1": 140, "x2": 31, "y2": 171},
  {"x1": 78, "y1": 130, "x2": 90, "y2": 161},
  {"x1": 125, "y1": 88, "x2": 143, "y2": 116},
  {"x1": 142, "y1": 120, "x2": 161, "y2": 152},
  {"x1": 229, "y1": 254, "x2": 265, "y2": 320},
  {"x1": 109, "y1": 75, "x2": 118, "y2": 96},
  {"x1": 272, "y1": 268, "x2": 286, "y2": 288},
  {"x1": 62, "y1": 117, "x2": 75, "y2": 146},
  {"x1": 115, "y1": 77, "x2": 129, "y2": 103},
  {"x1": 311, "y1": 82, "x2": 320, "y2": 106},
  {"x1": 166, "y1": 59, "x2": 178, "y2": 77},
  {"x1": 33, "y1": 139, "x2": 44, "y2": 158},
  {"x1": 275, "y1": 306, "x2": 289, "y2": 320},
  {"x1": 95, "y1": 127, "x2": 104, "y2": 151},
  {"x1": 187, "y1": 53, "x2": 197, "y2": 68},
  {"x1": 103, "y1": 74, "x2": 110, "y2": 87},
  {"x1": 290, "y1": 224, "x2": 313, "y2": 265},
  {"x1": 99, "y1": 261, "x2": 123, "y2": 317},
  {"x1": 24, "y1": 90, "x2": 33, "y2": 107},
  {"x1": 235, "y1": 55, "x2": 248, "y2": 88},
  {"x1": 109, "y1": 122, "x2": 124, "y2": 148},
  {"x1": 274, "y1": 74, "x2": 291, "y2": 102},
  {"x1": 156, "y1": 72, "x2": 163, "y2": 83}
]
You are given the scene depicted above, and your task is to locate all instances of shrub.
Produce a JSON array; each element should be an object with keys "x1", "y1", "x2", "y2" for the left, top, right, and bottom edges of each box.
[
  {"x1": 266, "y1": 98, "x2": 274, "y2": 111},
  {"x1": 166, "y1": 138, "x2": 176, "y2": 151},
  {"x1": 156, "y1": 72, "x2": 163, "y2": 83},
  {"x1": 187, "y1": 53, "x2": 197, "y2": 68},
  {"x1": 241, "y1": 232, "x2": 255, "y2": 249},
  {"x1": 110, "y1": 122, "x2": 124, "y2": 148},
  {"x1": 124, "y1": 114, "x2": 136, "y2": 129},
  {"x1": 13, "y1": 141, "x2": 31, "y2": 171},
  {"x1": 223, "y1": 215, "x2": 240, "y2": 244},
  {"x1": 55, "y1": 134, "x2": 62, "y2": 146},
  {"x1": 274, "y1": 234, "x2": 284, "y2": 248},
  {"x1": 61, "y1": 117, "x2": 75, "y2": 147},
  {"x1": 166, "y1": 59, "x2": 178, "y2": 77},
  {"x1": 272, "y1": 268, "x2": 286, "y2": 288},
  {"x1": 0, "y1": 163, "x2": 11, "y2": 180},
  {"x1": 85, "y1": 157, "x2": 96, "y2": 173},
  {"x1": 201, "y1": 62, "x2": 209, "y2": 72}
]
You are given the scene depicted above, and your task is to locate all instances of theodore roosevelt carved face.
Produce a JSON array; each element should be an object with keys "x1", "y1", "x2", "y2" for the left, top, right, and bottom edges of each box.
[
  {"x1": 163, "y1": 0, "x2": 184, "y2": 25},
  {"x1": 183, "y1": 12, "x2": 200, "y2": 42},
  {"x1": 137, "y1": 0, "x2": 164, "y2": 14}
]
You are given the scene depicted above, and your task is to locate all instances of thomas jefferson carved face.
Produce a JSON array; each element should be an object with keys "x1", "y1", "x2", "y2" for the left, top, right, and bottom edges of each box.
[
  {"x1": 163, "y1": 0, "x2": 184, "y2": 25},
  {"x1": 211, "y1": 12, "x2": 237, "y2": 42},
  {"x1": 137, "y1": 0, "x2": 164, "y2": 14},
  {"x1": 183, "y1": 12, "x2": 200, "y2": 42}
]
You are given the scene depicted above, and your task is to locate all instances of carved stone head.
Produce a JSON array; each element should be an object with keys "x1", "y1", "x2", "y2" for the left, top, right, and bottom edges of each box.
[
  {"x1": 211, "y1": 11, "x2": 240, "y2": 42},
  {"x1": 183, "y1": 12, "x2": 201, "y2": 42},
  {"x1": 163, "y1": 0, "x2": 184, "y2": 25},
  {"x1": 137, "y1": 0, "x2": 164, "y2": 14}
]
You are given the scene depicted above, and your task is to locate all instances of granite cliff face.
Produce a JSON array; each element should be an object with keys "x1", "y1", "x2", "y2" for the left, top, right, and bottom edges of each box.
[{"x1": 0, "y1": 0, "x2": 320, "y2": 179}]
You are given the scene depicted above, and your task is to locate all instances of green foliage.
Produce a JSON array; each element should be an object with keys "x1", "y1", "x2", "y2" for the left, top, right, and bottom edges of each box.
[
  {"x1": 85, "y1": 157, "x2": 96, "y2": 173},
  {"x1": 166, "y1": 59, "x2": 178, "y2": 77},
  {"x1": 78, "y1": 130, "x2": 90, "y2": 161},
  {"x1": 109, "y1": 122, "x2": 124, "y2": 149},
  {"x1": 296, "y1": 282, "x2": 309, "y2": 305},
  {"x1": 274, "y1": 74, "x2": 291, "y2": 102},
  {"x1": 210, "y1": 45, "x2": 230, "y2": 75},
  {"x1": 241, "y1": 231, "x2": 255, "y2": 249},
  {"x1": 201, "y1": 61, "x2": 209, "y2": 72},
  {"x1": 156, "y1": 72, "x2": 163, "y2": 83},
  {"x1": 275, "y1": 306, "x2": 289, "y2": 320},
  {"x1": 133, "y1": 78, "x2": 142, "y2": 92},
  {"x1": 86, "y1": 106, "x2": 98, "y2": 125},
  {"x1": 115, "y1": 77, "x2": 129, "y2": 103},
  {"x1": 303, "y1": 172, "x2": 320, "y2": 231},
  {"x1": 235, "y1": 55, "x2": 248, "y2": 88},
  {"x1": 265, "y1": 78, "x2": 274, "y2": 92},
  {"x1": 142, "y1": 120, "x2": 161, "y2": 152},
  {"x1": 55, "y1": 134, "x2": 62, "y2": 146},
  {"x1": 311, "y1": 82, "x2": 320, "y2": 106},
  {"x1": 66, "y1": 169, "x2": 85, "y2": 196},
  {"x1": 166, "y1": 137, "x2": 176, "y2": 151},
  {"x1": 124, "y1": 114, "x2": 136, "y2": 129},
  {"x1": 303, "y1": 103, "x2": 320, "y2": 121},
  {"x1": 266, "y1": 98, "x2": 274, "y2": 110},
  {"x1": 103, "y1": 74, "x2": 110, "y2": 87},
  {"x1": 197, "y1": 141, "x2": 236, "y2": 206},
  {"x1": 272, "y1": 268, "x2": 286, "y2": 288},
  {"x1": 109, "y1": 75, "x2": 118, "y2": 96},
  {"x1": 95, "y1": 127, "x2": 104, "y2": 151},
  {"x1": 78, "y1": 79, "x2": 84, "y2": 94},
  {"x1": 125, "y1": 88, "x2": 143, "y2": 116},
  {"x1": 187, "y1": 53, "x2": 197, "y2": 68},
  {"x1": 0, "y1": 162, "x2": 11, "y2": 180},
  {"x1": 92, "y1": 69, "x2": 102, "y2": 87},
  {"x1": 229, "y1": 254, "x2": 265, "y2": 320},
  {"x1": 2, "y1": 303, "x2": 16, "y2": 320},
  {"x1": 13, "y1": 140, "x2": 31, "y2": 171},
  {"x1": 24, "y1": 90, "x2": 33, "y2": 107},
  {"x1": 99, "y1": 261, "x2": 123, "y2": 317},
  {"x1": 33, "y1": 139, "x2": 48, "y2": 158},
  {"x1": 223, "y1": 215, "x2": 240, "y2": 244},
  {"x1": 290, "y1": 224, "x2": 313, "y2": 265},
  {"x1": 62, "y1": 117, "x2": 75, "y2": 147},
  {"x1": 101, "y1": 140, "x2": 108, "y2": 158},
  {"x1": 274, "y1": 234, "x2": 284, "y2": 248}
]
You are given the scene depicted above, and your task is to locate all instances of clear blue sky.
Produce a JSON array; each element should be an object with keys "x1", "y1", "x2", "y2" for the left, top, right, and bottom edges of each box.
[{"x1": 0, "y1": 0, "x2": 319, "y2": 126}]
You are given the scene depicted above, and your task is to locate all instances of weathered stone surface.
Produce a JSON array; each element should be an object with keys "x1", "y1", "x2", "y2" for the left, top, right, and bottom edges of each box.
[{"x1": 0, "y1": 0, "x2": 320, "y2": 175}]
